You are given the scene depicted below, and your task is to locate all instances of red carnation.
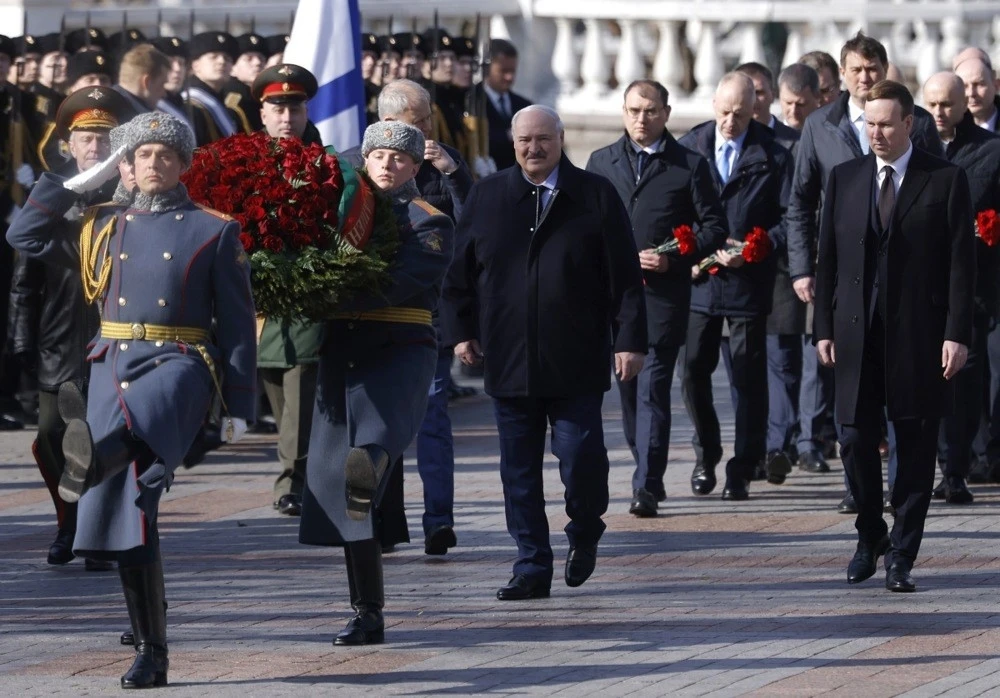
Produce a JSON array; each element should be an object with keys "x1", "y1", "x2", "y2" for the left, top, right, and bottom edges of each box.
[
  {"x1": 977, "y1": 209, "x2": 1000, "y2": 246},
  {"x1": 741, "y1": 226, "x2": 773, "y2": 263},
  {"x1": 674, "y1": 225, "x2": 697, "y2": 255}
]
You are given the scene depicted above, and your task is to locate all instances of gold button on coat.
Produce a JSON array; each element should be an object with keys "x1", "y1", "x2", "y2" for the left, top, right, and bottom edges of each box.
[{"x1": 158, "y1": 299, "x2": 167, "y2": 307}]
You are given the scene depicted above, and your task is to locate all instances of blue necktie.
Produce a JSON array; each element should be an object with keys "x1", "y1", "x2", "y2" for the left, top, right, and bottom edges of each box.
[{"x1": 718, "y1": 142, "x2": 732, "y2": 183}]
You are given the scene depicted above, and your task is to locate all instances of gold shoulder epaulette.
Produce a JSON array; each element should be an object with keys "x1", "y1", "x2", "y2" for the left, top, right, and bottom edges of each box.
[
  {"x1": 194, "y1": 203, "x2": 234, "y2": 221},
  {"x1": 412, "y1": 197, "x2": 443, "y2": 218}
]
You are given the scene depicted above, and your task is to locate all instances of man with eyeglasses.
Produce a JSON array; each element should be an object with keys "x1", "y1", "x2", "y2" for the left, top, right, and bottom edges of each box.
[{"x1": 586, "y1": 80, "x2": 727, "y2": 516}]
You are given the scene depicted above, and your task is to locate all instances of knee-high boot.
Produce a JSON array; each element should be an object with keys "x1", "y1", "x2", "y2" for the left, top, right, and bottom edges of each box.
[
  {"x1": 119, "y1": 560, "x2": 169, "y2": 688},
  {"x1": 344, "y1": 445, "x2": 393, "y2": 522},
  {"x1": 59, "y1": 422, "x2": 144, "y2": 504},
  {"x1": 334, "y1": 539, "x2": 385, "y2": 646}
]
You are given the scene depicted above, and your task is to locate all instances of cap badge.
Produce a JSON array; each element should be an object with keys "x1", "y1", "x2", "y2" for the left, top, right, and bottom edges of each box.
[
  {"x1": 96, "y1": 55, "x2": 105, "y2": 65},
  {"x1": 150, "y1": 119, "x2": 159, "y2": 129},
  {"x1": 130, "y1": 30, "x2": 139, "y2": 39},
  {"x1": 217, "y1": 35, "x2": 225, "y2": 43},
  {"x1": 172, "y1": 38, "x2": 180, "y2": 46},
  {"x1": 89, "y1": 29, "x2": 98, "y2": 37},
  {"x1": 277, "y1": 65, "x2": 293, "y2": 75},
  {"x1": 384, "y1": 128, "x2": 393, "y2": 138},
  {"x1": 88, "y1": 88, "x2": 105, "y2": 100},
  {"x1": 250, "y1": 36, "x2": 259, "y2": 44},
  {"x1": 282, "y1": 82, "x2": 290, "y2": 92}
]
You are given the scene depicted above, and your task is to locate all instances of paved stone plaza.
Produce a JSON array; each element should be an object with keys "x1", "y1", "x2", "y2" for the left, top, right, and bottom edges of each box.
[{"x1": 2, "y1": 373, "x2": 1000, "y2": 696}]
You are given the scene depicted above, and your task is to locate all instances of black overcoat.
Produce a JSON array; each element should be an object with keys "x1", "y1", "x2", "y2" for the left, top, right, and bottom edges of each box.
[
  {"x1": 814, "y1": 148, "x2": 976, "y2": 423},
  {"x1": 441, "y1": 155, "x2": 647, "y2": 398}
]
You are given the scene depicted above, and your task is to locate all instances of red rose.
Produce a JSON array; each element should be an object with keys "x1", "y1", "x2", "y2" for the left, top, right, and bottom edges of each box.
[
  {"x1": 977, "y1": 209, "x2": 1000, "y2": 246},
  {"x1": 238, "y1": 233, "x2": 254, "y2": 251},
  {"x1": 262, "y1": 235, "x2": 284, "y2": 253}
]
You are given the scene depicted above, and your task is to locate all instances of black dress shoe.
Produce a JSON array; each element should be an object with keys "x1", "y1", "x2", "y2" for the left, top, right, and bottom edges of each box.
[
  {"x1": 751, "y1": 462, "x2": 769, "y2": 482},
  {"x1": 565, "y1": 545, "x2": 597, "y2": 588},
  {"x1": 821, "y1": 439, "x2": 839, "y2": 460},
  {"x1": 765, "y1": 450, "x2": 793, "y2": 485},
  {"x1": 276, "y1": 493, "x2": 303, "y2": 516},
  {"x1": 0, "y1": 413, "x2": 23, "y2": 431},
  {"x1": 690, "y1": 463, "x2": 717, "y2": 496},
  {"x1": 945, "y1": 477, "x2": 974, "y2": 504},
  {"x1": 932, "y1": 479, "x2": 947, "y2": 500},
  {"x1": 847, "y1": 534, "x2": 889, "y2": 583},
  {"x1": 885, "y1": 561, "x2": 916, "y2": 592},
  {"x1": 798, "y1": 450, "x2": 831, "y2": 474},
  {"x1": 721, "y1": 479, "x2": 749, "y2": 501},
  {"x1": 47, "y1": 528, "x2": 76, "y2": 565},
  {"x1": 334, "y1": 606, "x2": 384, "y2": 645},
  {"x1": 496, "y1": 574, "x2": 550, "y2": 600},
  {"x1": 837, "y1": 493, "x2": 857, "y2": 514},
  {"x1": 628, "y1": 488, "x2": 657, "y2": 517},
  {"x1": 424, "y1": 524, "x2": 457, "y2": 555},
  {"x1": 968, "y1": 457, "x2": 992, "y2": 483}
]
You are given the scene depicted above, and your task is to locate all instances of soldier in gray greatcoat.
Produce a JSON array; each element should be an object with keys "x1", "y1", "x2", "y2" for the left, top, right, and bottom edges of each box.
[
  {"x1": 299, "y1": 121, "x2": 454, "y2": 646},
  {"x1": 6, "y1": 111, "x2": 257, "y2": 690}
]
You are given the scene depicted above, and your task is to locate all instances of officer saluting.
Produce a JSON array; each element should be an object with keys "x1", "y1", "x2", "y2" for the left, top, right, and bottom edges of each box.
[{"x1": 6, "y1": 111, "x2": 257, "y2": 689}]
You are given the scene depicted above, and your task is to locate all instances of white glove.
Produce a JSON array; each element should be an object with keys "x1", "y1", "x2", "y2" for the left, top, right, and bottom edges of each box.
[
  {"x1": 15, "y1": 164, "x2": 35, "y2": 189},
  {"x1": 221, "y1": 417, "x2": 248, "y2": 444},
  {"x1": 63, "y1": 144, "x2": 128, "y2": 194},
  {"x1": 473, "y1": 156, "x2": 498, "y2": 179}
]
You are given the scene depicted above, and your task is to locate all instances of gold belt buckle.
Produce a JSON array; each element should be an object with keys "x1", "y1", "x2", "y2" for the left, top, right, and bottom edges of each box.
[{"x1": 130, "y1": 323, "x2": 146, "y2": 340}]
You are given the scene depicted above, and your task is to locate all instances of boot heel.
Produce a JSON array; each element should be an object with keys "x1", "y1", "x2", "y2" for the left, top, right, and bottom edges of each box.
[
  {"x1": 59, "y1": 419, "x2": 95, "y2": 503},
  {"x1": 344, "y1": 447, "x2": 378, "y2": 521},
  {"x1": 57, "y1": 382, "x2": 87, "y2": 423}
]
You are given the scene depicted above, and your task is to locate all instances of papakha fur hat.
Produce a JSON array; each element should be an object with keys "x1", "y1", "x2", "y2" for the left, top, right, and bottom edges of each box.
[
  {"x1": 111, "y1": 111, "x2": 195, "y2": 166},
  {"x1": 361, "y1": 120, "x2": 425, "y2": 164}
]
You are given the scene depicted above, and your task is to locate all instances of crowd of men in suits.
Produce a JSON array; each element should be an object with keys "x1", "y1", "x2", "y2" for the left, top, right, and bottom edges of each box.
[{"x1": 2, "y1": 20, "x2": 1000, "y2": 614}]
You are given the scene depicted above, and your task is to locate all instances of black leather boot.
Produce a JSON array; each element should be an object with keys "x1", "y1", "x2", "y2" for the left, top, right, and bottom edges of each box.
[
  {"x1": 119, "y1": 562, "x2": 168, "y2": 688},
  {"x1": 121, "y1": 598, "x2": 167, "y2": 646},
  {"x1": 47, "y1": 520, "x2": 76, "y2": 565},
  {"x1": 344, "y1": 445, "x2": 392, "y2": 522},
  {"x1": 334, "y1": 539, "x2": 385, "y2": 646},
  {"x1": 59, "y1": 422, "x2": 143, "y2": 504}
]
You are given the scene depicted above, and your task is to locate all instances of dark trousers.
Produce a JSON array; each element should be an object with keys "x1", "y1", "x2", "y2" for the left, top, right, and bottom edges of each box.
[
  {"x1": 492, "y1": 394, "x2": 609, "y2": 580},
  {"x1": 35, "y1": 388, "x2": 75, "y2": 529},
  {"x1": 416, "y1": 350, "x2": 455, "y2": 534},
  {"x1": 260, "y1": 364, "x2": 317, "y2": 501},
  {"x1": 798, "y1": 335, "x2": 836, "y2": 455},
  {"x1": 939, "y1": 321, "x2": 988, "y2": 478},
  {"x1": 617, "y1": 343, "x2": 681, "y2": 498},
  {"x1": 840, "y1": 317, "x2": 937, "y2": 564},
  {"x1": 683, "y1": 312, "x2": 768, "y2": 481},
  {"x1": 765, "y1": 334, "x2": 802, "y2": 454},
  {"x1": 983, "y1": 321, "x2": 1000, "y2": 464}
]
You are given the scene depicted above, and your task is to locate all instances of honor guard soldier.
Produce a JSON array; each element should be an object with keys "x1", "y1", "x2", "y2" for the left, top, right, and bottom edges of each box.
[
  {"x1": 6, "y1": 111, "x2": 257, "y2": 689},
  {"x1": 12, "y1": 34, "x2": 42, "y2": 88},
  {"x1": 27, "y1": 33, "x2": 67, "y2": 172},
  {"x1": 8, "y1": 86, "x2": 133, "y2": 569},
  {"x1": 108, "y1": 27, "x2": 147, "y2": 60},
  {"x1": 251, "y1": 63, "x2": 323, "y2": 516},
  {"x1": 225, "y1": 32, "x2": 268, "y2": 133},
  {"x1": 361, "y1": 32, "x2": 381, "y2": 125},
  {"x1": 185, "y1": 31, "x2": 243, "y2": 144},
  {"x1": 420, "y1": 28, "x2": 468, "y2": 156},
  {"x1": 263, "y1": 33, "x2": 290, "y2": 68},
  {"x1": 301, "y1": 121, "x2": 454, "y2": 645}
]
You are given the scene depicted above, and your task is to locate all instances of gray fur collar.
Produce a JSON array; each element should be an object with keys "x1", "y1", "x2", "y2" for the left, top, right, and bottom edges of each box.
[
  {"x1": 386, "y1": 179, "x2": 420, "y2": 205},
  {"x1": 131, "y1": 183, "x2": 190, "y2": 212}
]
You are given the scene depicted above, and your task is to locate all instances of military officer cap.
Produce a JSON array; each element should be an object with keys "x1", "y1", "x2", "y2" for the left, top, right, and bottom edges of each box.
[
  {"x1": 252, "y1": 63, "x2": 318, "y2": 104},
  {"x1": 65, "y1": 50, "x2": 114, "y2": 86},
  {"x1": 0, "y1": 35, "x2": 15, "y2": 60},
  {"x1": 14, "y1": 34, "x2": 41, "y2": 57},
  {"x1": 360, "y1": 32, "x2": 379, "y2": 55},
  {"x1": 108, "y1": 28, "x2": 148, "y2": 54},
  {"x1": 55, "y1": 85, "x2": 134, "y2": 141},
  {"x1": 190, "y1": 31, "x2": 239, "y2": 62},
  {"x1": 112, "y1": 111, "x2": 195, "y2": 166},
  {"x1": 264, "y1": 34, "x2": 290, "y2": 60},
  {"x1": 453, "y1": 36, "x2": 476, "y2": 59},
  {"x1": 362, "y1": 120, "x2": 425, "y2": 164},
  {"x1": 391, "y1": 32, "x2": 424, "y2": 57},
  {"x1": 65, "y1": 27, "x2": 110, "y2": 54},
  {"x1": 421, "y1": 28, "x2": 455, "y2": 55},
  {"x1": 236, "y1": 33, "x2": 267, "y2": 58},
  {"x1": 151, "y1": 36, "x2": 188, "y2": 59},
  {"x1": 37, "y1": 32, "x2": 65, "y2": 56}
]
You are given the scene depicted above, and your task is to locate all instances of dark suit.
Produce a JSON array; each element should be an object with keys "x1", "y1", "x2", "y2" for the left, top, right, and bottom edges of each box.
[
  {"x1": 677, "y1": 120, "x2": 792, "y2": 484},
  {"x1": 586, "y1": 131, "x2": 727, "y2": 497},
  {"x1": 472, "y1": 84, "x2": 531, "y2": 171},
  {"x1": 814, "y1": 146, "x2": 975, "y2": 565},
  {"x1": 441, "y1": 155, "x2": 646, "y2": 581}
]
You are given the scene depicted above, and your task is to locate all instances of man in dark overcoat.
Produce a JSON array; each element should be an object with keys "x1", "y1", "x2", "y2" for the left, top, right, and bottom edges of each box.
[
  {"x1": 814, "y1": 80, "x2": 976, "y2": 593},
  {"x1": 677, "y1": 72, "x2": 793, "y2": 501},
  {"x1": 441, "y1": 105, "x2": 647, "y2": 601},
  {"x1": 6, "y1": 111, "x2": 257, "y2": 688},
  {"x1": 586, "y1": 79, "x2": 727, "y2": 517},
  {"x1": 922, "y1": 72, "x2": 1000, "y2": 504}
]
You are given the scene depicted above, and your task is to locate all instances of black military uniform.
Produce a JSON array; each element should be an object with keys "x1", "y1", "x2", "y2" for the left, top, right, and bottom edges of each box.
[
  {"x1": 185, "y1": 32, "x2": 243, "y2": 144},
  {"x1": 224, "y1": 33, "x2": 267, "y2": 134},
  {"x1": 7, "y1": 86, "x2": 133, "y2": 567},
  {"x1": 65, "y1": 27, "x2": 110, "y2": 55},
  {"x1": 420, "y1": 29, "x2": 467, "y2": 156},
  {"x1": 361, "y1": 32, "x2": 380, "y2": 126},
  {"x1": 107, "y1": 28, "x2": 147, "y2": 60},
  {"x1": 264, "y1": 34, "x2": 290, "y2": 65},
  {"x1": 26, "y1": 33, "x2": 65, "y2": 172}
]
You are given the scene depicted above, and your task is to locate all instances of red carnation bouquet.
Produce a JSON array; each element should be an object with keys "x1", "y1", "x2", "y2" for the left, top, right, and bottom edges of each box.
[
  {"x1": 182, "y1": 132, "x2": 398, "y2": 321},
  {"x1": 977, "y1": 209, "x2": 1000, "y2": 247},
  {"x1": 698, "y1": 226, "x2": 773, "y2": 275},
  {"x1": 653, "y1": 224, "x2": 698, "y2": 256}
]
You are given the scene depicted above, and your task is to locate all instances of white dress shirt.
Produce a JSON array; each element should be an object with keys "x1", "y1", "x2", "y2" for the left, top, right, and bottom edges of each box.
[
  {"x1": 874, "y1": 142, "x2": 913, "y2": 205},
  {"x1": 848, "y1": 99, "x2": 869, "y2": 154},
  {"x1": 983, "y1": 108, "x2": 999, "y2": 133}
]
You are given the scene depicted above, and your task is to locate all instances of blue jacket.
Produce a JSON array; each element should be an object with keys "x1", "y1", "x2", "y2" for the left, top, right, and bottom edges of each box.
[{"x1": 678, "y1": 119, "x2": 793, "y2": 318}]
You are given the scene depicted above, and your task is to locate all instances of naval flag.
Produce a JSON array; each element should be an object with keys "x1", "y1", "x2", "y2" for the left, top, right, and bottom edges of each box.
[{"x1": 284, "y1": 0, "x2": 366, "y2": 150}]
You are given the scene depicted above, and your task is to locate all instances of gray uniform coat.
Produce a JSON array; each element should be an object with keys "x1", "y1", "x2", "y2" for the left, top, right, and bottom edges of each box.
[
  {"x1": 299, "y1": 196, "x2": 455, "y2": 546},
  {"x1": 7, "y1": 173, "x2": 257, "y2": 553}
]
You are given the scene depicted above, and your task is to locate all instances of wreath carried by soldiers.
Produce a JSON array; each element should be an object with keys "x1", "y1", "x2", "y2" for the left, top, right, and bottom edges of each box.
[{"x1": 182, "y1": 132, "x2": 399, "y2": 321}]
